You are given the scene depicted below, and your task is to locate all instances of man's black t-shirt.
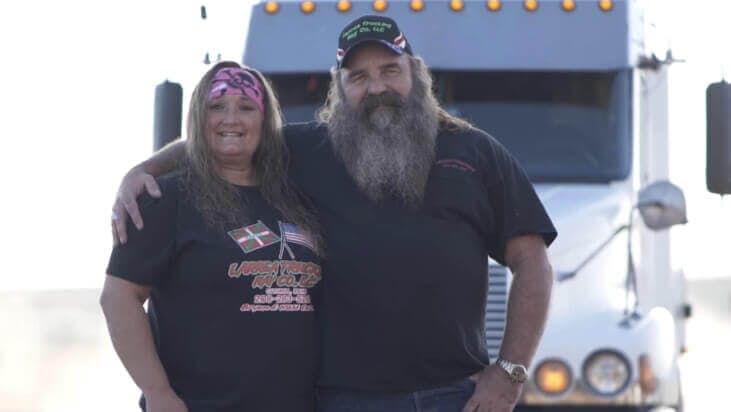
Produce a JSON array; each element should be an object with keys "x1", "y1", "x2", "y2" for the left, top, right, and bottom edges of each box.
[
  {"x1": 285, "y1": 122, "x2": 556, "y2": 393},
  {"x1": 107, "y1": 172, "x2": 322, "y2": 412}
]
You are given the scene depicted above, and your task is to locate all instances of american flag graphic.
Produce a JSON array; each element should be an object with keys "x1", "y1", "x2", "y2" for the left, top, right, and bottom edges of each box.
[
  {"x1": 277, "y1": 222, "x2": 316, "y2": 259},
  {"x1": 280, "y1": 222, "x2": 316, "y2": 251},
  {"x1": 227, "y1": 221, "x2": 280, "y2": 254},
  {"x1": 394, "y1": 33, "x2": 407, "y2": 50}
]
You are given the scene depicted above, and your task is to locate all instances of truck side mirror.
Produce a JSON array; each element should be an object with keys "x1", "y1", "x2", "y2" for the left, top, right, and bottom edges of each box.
[
  {"x1": 637, "y1": 181, "x2": 687, "y2": 231},
  {"x1": 706, "y1": 81, "x2": 731, "y2": 194},
  {"x1": 154, "y1": 80, "x2": 183, "y2": 152}
]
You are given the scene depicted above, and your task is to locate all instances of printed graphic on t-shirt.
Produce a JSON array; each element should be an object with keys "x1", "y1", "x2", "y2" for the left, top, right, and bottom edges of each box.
[
  {"x1": 227, "y1": 221, "x2": 317, "y2": 258},
  {"x1": 227, "y1": 221, "x2": 280, "y2": 253},
  {"x1": 277, "y1": 222, "x2": 317, "y2": 259},
  {"x1": 226, "y1": 221, "x2": 321, "y2": 313},
  {"x1": 228, "y1": 259, "x2": 321, "y2": 313}
]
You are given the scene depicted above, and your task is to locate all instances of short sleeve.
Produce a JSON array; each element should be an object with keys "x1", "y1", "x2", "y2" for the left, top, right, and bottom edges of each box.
[
  {"x1": 480, "y1": 134, "x2": 557, "y2": 266},
  {"x1": 284, "y1": 122, "x2": 329, "y2": 150},
  {"x1": 106, "y1": 180, "x2": 178, "y2": 286}
]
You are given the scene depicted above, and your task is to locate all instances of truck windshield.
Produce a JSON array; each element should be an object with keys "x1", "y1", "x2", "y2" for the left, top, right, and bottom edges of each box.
[
  {"x1": 434, "y1": 70, "x2": 631, "y2": 183},
  {"x1": 268, "y1": 73, "x2": 331, "y2": 124},
  {"x1": 269, "y1": 70, "x2": 631, "y2": 183}
]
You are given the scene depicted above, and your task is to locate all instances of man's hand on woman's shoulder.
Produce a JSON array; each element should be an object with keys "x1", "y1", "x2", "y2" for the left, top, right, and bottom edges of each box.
[{"x1": 112, "y1": 166, "x2": 161, "y2": 245}]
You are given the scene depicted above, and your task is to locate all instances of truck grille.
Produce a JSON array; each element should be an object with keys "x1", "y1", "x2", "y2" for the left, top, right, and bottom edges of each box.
[{"x1": 486, "y1": 265, "x2": 510, "y2": 363}]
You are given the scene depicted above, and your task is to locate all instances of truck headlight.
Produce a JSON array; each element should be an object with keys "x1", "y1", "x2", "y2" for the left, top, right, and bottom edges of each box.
[{"x1": 582, "y1": 350, "x2": 631, "y2": 396}]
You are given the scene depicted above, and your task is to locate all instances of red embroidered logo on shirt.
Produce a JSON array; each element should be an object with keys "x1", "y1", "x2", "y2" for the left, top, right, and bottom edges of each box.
[{"x1": 435, "y1": 158, "x2": 476, "y2": 173}]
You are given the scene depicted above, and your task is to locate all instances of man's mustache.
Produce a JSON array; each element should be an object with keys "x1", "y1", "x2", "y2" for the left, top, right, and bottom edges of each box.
[{"x1": 361, "y1": 93, "x2": 404, "y2": 114}]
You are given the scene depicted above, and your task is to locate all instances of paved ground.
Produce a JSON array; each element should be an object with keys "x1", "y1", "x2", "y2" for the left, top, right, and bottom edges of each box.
[{"x1": 1, "y1": 277, "x2": 729, "y2": 411}]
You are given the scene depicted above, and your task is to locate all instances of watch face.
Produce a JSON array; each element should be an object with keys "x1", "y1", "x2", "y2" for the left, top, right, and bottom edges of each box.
[{"x1": 511, "y1": 366, "x2": 528, "y2": 382}]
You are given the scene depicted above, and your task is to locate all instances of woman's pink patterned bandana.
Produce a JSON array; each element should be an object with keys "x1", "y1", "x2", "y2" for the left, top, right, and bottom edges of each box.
[{"x1": 207, "y1": 67, "x2": 265, "y2": 113}]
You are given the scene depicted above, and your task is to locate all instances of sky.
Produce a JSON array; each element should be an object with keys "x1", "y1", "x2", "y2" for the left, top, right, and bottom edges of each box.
[{"x1": 0, "y1": 0, "x2": 730, "y2": 290}]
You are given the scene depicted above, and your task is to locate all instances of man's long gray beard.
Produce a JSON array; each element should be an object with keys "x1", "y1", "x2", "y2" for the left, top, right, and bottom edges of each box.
[{"x1": 328, "y1": 86, "x2": 439, "y2": 209}]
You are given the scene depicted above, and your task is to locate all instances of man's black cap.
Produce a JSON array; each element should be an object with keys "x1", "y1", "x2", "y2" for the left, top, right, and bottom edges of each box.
[{"x1": 336, "y1": 15, "x2": 413, "y2": 68}]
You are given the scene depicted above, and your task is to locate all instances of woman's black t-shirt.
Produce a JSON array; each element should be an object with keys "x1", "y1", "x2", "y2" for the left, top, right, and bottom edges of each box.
[{"x1": 107, "y1": 172, "x2": 322, "y2": 412}]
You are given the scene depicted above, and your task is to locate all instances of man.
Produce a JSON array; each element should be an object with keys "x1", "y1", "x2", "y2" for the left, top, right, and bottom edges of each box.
[{"x1": 113, "y1": 15, "x2": 556, "y2": 412}]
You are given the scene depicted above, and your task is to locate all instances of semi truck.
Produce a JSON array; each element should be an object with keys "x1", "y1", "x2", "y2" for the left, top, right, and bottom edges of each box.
[
  {"x1": 154, "y1": 0, "x2": 731, "y2": 410},
  {"x1": 244, "y1": 1, "x2": 687, "y2": 410}
]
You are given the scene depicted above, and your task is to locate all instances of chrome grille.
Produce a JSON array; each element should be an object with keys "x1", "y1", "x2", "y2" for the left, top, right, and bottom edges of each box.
[{"x1": 485, "y1": 265, "x2": 510, "y2": 363}]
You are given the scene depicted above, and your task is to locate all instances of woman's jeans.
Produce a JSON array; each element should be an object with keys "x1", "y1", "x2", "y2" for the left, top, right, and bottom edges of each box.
[{"x1": 317, "y1": 378, "x2": 476, "y2": 412}]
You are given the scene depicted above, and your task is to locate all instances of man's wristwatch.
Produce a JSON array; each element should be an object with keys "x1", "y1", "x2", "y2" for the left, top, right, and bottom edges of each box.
[{"x1": 496, "y1": 357, "x2": 528, "y2": 383}]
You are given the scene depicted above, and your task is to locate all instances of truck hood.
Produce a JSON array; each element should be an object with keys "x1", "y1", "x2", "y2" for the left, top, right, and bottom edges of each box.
[{"x1": 534, "y1": 182, "x2": 632, "y2": 274}]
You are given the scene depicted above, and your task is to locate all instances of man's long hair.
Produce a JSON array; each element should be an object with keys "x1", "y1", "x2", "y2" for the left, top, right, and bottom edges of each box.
[
  {"x1": 316, "y1": 54, "x2": 472, "y2": 207},
  {"x1": 318, "y1": 55, "x2": 473, "y2": 133},
  {"x1": 184, "y1": 61, "x2": 322, "y2": 253}
]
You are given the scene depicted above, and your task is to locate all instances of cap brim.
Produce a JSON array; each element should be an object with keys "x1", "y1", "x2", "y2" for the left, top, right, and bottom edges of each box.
[{"x1": 338, "y1": 39, "x2": 405, "y2": 68}]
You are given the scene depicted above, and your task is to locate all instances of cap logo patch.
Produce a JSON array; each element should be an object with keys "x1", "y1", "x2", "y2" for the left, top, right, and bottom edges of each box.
[{"x1": 341, "y1": 20, "x2": 394, "y2": 42}]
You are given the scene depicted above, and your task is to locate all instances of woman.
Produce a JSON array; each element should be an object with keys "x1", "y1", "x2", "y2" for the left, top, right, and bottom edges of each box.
[{"x1": 101, "y1": 61, "x2": 322, "y2": 412}]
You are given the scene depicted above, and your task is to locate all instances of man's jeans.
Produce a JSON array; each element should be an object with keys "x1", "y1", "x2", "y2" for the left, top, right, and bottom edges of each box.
[{"x1": 317, "y1": 379, "x2": 476, "y2": 412}]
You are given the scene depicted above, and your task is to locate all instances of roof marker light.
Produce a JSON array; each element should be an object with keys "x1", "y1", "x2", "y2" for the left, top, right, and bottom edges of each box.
[
  {"x1": 301, "y1": 1, "x2": 315, "y2": 14},
  {"x1": 410, "y1": 0, "x2": 425, "y2": 12},
  {"x1": 561, "y1": 0, "x2": 576, "y2": 12},
  {"x1": 337, "y1": 0, "x2": 351, "y2": 12},
  {"x1": 450, "y1": 0, "x2": 465, "y2": 12},
  {"x1": 373, "y1": 0, "x2": 388, "y2": 12},
  {"x1": 599, "y1": 0, "x2": 613, "y2": 12},
  {"x1": 264, "y1": 1, "x2": 280, "y2": 14},
  {"x1": 524, "y1": 0, "x2": 539, "y2": 12},
  {"x1": 487, "y1": 0, "x2": 502, "y2": 11}
]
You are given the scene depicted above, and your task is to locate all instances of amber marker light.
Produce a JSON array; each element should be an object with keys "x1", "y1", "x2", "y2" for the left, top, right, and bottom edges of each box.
[
  {"x1": 410, "y1": 0, "x2": 425, "y2": 12},
  {"x1": 373, "y1": 0, "x2": 388, "y2": 12},
  {"x1": 301, "y1": 1, "x2": 316, "y2": 13},
  {"x1": 561, "y1": 0, "x2": 576, "y2": 12},
  {"x1": 639, "y1": 355, "x2": 658, "y2": 394},
  {"x1": 486, "y1": 0, "x2": 502, "y2": 11},
  {"x1": 264, "y1": 1, "x2": 280, "y2": 14},
  {"x1": 599, "y1": 0, "x2": 613, "y2": 12},
  {"x1": 535, "y1": 360, "x2": 572, "y2": 395},
  {"x1": 336, "y1": 0, "x2": 351, "y2": 12},
  {"x1": 524, "y1": 0, "x2": 539, "y2": 12},
  {"x1": 450, "y1": 0, "x2": 465, "y2": 12}
]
